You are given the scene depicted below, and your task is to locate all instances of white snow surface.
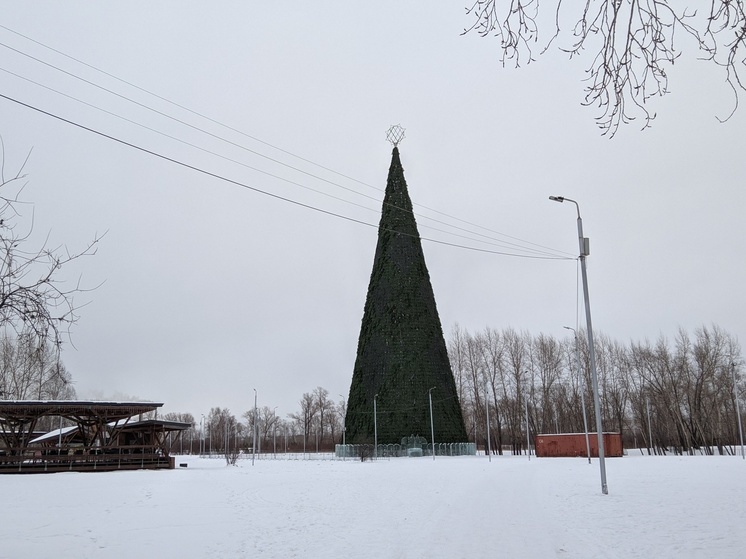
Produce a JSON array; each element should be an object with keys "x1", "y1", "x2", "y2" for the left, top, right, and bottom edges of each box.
[{"x1": 1, "y1": 453, "x2": 743, "y2": 558}]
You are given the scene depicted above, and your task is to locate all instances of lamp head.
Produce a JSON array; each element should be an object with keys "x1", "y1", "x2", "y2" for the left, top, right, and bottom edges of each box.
[{"x1": 549, "y1": 196, "x2": 565, "y2": 203}]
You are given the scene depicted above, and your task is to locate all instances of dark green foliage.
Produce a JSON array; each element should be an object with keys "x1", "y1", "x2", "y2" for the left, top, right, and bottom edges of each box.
[{"x1": 345, "y1": 147, "x2": 467, "y2": 444}]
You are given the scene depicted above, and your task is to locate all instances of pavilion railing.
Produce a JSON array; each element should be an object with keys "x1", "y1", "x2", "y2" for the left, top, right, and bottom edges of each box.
[{"x1": 0, "y1": 445, "x2": 173, "y2": 473}]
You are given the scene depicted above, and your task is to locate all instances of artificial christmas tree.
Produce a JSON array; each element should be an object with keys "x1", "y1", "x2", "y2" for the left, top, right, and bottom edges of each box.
[{"x1": 345, "y1": 142, "x2": 467, "y2": 444}]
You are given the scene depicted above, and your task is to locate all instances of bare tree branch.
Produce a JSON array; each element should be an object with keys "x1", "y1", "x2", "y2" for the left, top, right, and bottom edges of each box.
[
  {"x1": 463, "y1": 0, "x2": 746, "y2": 136},
  {"x1": 0, "y1": 142, "x2": 102, "y2": 356}
]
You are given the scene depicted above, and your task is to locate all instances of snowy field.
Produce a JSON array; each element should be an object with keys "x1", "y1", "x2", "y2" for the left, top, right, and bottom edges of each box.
[{"x1": 1, "y1": 453, "x2": 744, "y2": 559}]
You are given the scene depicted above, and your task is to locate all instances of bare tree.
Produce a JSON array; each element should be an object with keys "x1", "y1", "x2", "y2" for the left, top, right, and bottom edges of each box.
[
  {"x1": 448, "y1": 323, "x2": 469, "y2": 417},
  {"x1": 529, "y1": 333, "x2": 564, "y2": 434},
  {"x1": 480, "y1": 327, "x2": 505, "y2": 454},
  {"x1": 0, "y1": 333, "x2": 76, "y2": 400},
  {"x1": 464, "y1": 1, "x2": 746, "y2": 135},
  {"x1": 504, "y1": 328, "x2": 532, "y2": 453},
  {"x1": 313, "y1": 386, "x2": 335, "y2": 448},
  {"x1": 163, "y1": 411, "x2": 196, "y2": 454},
  {"x1": 256, "y1": 406, "x2": 280, "y2": 451},
  {"x1": 465, "y1": 332, "x2": 486, "y2": 448},
  {"x1": 206, "y1": 407, "x2": 237, "y2": 453},
  {"x1": 288, "y1": 391, "x2": 318, "y2": 452},
  {"x1": 0, "y1": 141, "x2": 101, "y2": 365},
  {"x1": 333, "y1": 398, "x2": 346, "y2": 445}
]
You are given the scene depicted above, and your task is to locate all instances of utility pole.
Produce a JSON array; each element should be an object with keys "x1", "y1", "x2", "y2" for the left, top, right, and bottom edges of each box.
[
  {"x1": 646, "y1": 395, "x2": 654, "y2": 456},
  {"x1": 339, "y1": 394, "x2": 346, "y2": 460},
  {"x1": 252, "y1": 388, "x2": 257, "y2": 466},
  {"x1": 732, "y1": 363, "x2": 745, "y2": 459},
  {"x1": 485, "y1": 382, "x2": 491, "y2": 461},
  {"x1": 550, "y1": 196, "x2": 608, "y2": 494},
  {"x1": 525, "y1": 393, "x2": 531, "y2": 461}
]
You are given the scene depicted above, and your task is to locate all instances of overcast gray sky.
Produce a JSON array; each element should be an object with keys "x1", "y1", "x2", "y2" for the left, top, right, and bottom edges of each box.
[{"x1": 2, "y1": 3, "x2": 744, "y2": 421}]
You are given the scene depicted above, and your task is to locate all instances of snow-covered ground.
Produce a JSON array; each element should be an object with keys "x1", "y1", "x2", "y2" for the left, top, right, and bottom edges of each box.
[{"x1": 1, "y1": 453, "x2": 743, "y2": 558}]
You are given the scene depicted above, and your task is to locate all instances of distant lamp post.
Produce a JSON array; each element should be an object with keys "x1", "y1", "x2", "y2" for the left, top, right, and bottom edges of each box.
[
  {"x1": 646, "y1": 395, "x2": 654, "y2": 455},
  {"x1": 252, "y1": 388, "x2": 257, "y2": 466},
  {"x1": 428, "y1": 387, "x2": 436, "y2": 461},
  {"x1": 273, "y1": 406, "x2": 278, "y2": 458},
  {"x1": 200, "y1": 414, "x2": 205, "y2": 457},
  {"x1": 564, "y1": 325, "x2": 592, "y2": 464},
  {"x1": 339, "y1": 394, "x2": 346, "y2": 460},
  {"x1": 732, "y1": 363, "x2": 745, "y2": 459},
  {"x1": 525, "y1": 391, "x2": 531, "y2": 461},
  {"x1": 484, "y1": 382, "x2": 492, "y2": 462},
  {"x1": 550, "y1": 195, "x2": 608, "y2": 495},
  {"x1": 373, "y1": 394, "x2": 378, "y2": 459}
]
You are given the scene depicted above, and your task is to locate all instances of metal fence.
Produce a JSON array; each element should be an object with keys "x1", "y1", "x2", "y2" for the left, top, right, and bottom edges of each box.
[{"x1": 335, "y1": 442, "x2": 476, "y2": 459}]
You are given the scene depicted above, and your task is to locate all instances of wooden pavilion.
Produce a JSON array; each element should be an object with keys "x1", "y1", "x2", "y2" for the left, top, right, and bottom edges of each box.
[{"x1": 0, "y1": 401, "x2": 189, "y2": 473}]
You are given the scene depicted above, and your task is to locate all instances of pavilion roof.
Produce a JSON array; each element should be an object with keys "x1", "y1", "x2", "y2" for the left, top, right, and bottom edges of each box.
[{"x1": 0, "y1": 401, "x2": 163, "y2": 424}]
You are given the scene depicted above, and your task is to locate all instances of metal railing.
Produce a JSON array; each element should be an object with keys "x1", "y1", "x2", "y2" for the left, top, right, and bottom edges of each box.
[{"x1": 335, "y1": 442, "x2": 476, "y2": 459}]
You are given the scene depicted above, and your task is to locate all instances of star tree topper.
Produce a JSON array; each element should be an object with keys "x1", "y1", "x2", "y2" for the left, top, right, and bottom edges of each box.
[{"x1": 386, "y1": 124, "x2": 406, "y2": 147}]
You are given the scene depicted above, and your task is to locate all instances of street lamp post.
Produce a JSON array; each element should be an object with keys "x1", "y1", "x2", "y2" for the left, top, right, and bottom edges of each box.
[
  {"x1": 373, "y1": 394, "x2": 378, "y2": 459},
  {"x1": 200, "y1": 414, "x2": 205, "y2": 457},
  {"x1": 252, "y1": 388, "x2": 257, "y2": 466},
  {"x1": 550, "y1": 195, "x2": 608, "y2": 495},
  {"x1": 565, "y1": 326, "x2": 592, "y2": 464},
  {"x1": 525, "y1": 392, "x2": 531, "y2": 461},
  {"x1": 273, "y1": 406, "x2": 278, "y2": 458},
  {"x1": 646, "y1": 395, "x2": 654, "y2": 455},
  {"x1": 339, "y1": 394, "x2": 346, "y2": 460},
  {"x1": 428, "y1": 387, "x2": 436, "y2": 461},
  {"x1": 731, "y1": 363, "x2": 745, "y2": 459},
  {"x1": 484, "y1": 382, "x2": 492, "y2": 462}
]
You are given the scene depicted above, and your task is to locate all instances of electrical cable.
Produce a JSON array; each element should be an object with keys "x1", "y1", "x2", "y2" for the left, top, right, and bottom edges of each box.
[
  {"x1": 0, "y1": 64, "x2": 564, "y2": 255},
  {"x1": 0, "y1": 92, "x2": 575, "y2": 261},
  {"x1": 0, "y1": 27, "x2": 573, "y2": 258}
]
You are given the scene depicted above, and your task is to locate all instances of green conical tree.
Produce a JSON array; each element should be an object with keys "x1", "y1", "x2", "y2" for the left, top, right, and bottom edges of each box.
[{"x1": 345, "y1": 146, "x2": 467, "y2": 444}]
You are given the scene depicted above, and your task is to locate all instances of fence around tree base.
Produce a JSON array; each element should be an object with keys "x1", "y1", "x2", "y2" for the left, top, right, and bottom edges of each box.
[{"x1": 335, "y1": 442, "x2": 476, "y2": 459}]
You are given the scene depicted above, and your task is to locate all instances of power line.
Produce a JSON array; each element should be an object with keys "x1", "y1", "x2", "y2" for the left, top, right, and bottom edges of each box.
[
  {"x1": 0, "y1": 64, "x2": 564, "y2": 256},
  {"x1": 0, "y1": 26, "x2": 573, "y2": 258},
  {"x1": 0, "y1": 66, "x2": 381, "y2": 217},
  {"x1": 0, "y1": 91, "x2": 574, "y2": 261},
  {"x1": 0, "y1": 23, "x2": 379, "y2": 192},
  {"x1": 0, "y1": 65, "x2": 564, "y2": 258}
]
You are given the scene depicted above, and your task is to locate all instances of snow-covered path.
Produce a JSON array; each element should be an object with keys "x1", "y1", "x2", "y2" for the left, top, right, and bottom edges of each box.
[{"x1": 1, "y1": 454, "x2": 743, "y2": 558}]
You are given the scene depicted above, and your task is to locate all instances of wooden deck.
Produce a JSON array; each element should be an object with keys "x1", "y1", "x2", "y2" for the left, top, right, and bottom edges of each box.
[{"x1": 0, "y1": 401, "x2": 188, "y2": 474}]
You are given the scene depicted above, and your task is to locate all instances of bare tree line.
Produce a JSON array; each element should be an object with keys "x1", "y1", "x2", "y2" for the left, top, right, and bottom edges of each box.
[
  {"x1": 6, "y1": 318, "x2": 739, "y2": 460},
  {"x1": 167, "y1": 387, "x2": 347, "y2": 456},
  {"x1": 449, "y1": 323, "x2": 745, "y2": 456},
  {"x1": 166, "y1": 323, "x2": 744, "y2": 458}
]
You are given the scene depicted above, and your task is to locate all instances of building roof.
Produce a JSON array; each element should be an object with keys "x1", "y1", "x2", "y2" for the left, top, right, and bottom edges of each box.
[
  {"x1": 0, "y1": 401, "x2": 163, "y2": 423},
  {"x1": 29, "y1": 426, "x2": 79, "y2": 444},
  {"x1": 114, "y1": 419, "x2": 191, "y2": 432}
]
